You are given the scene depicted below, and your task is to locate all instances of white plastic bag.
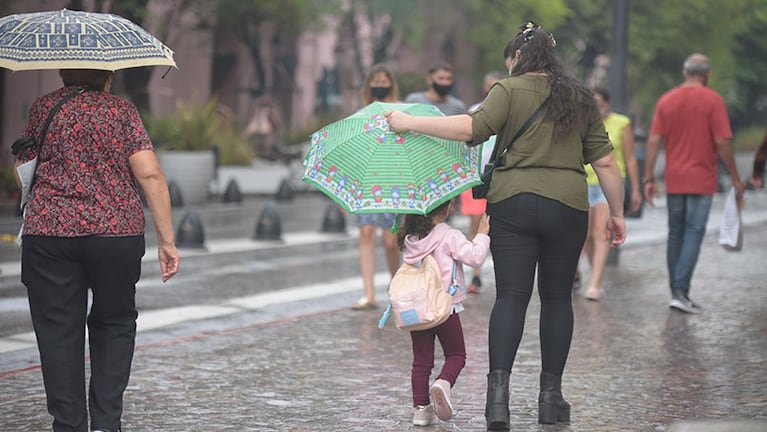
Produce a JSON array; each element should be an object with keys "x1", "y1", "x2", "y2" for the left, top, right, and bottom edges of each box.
[
  {"x1": 718, "y1": 186, "x2": 743, "y2": 251},
  {"x1": 16, "y1": 157, "x2": 37, "y2": 211},
  {"x1": 14, "y1": 158, "x2": 37, "y2": 246}
]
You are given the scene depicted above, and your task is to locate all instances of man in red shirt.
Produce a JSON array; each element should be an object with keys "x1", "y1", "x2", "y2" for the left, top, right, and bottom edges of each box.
[{"x1": 644, "y1": 53, "x2": 744, "y2": 314}]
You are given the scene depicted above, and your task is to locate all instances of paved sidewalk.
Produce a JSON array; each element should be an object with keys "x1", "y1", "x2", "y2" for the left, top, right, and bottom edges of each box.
[{"x1": 1, "y1": 204, "x2": 765, "y2": 430}]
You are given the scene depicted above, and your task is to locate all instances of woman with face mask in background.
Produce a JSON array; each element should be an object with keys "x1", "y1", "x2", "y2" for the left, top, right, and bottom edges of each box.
[{"x1": 350, "y1": 64, "x2": 403, "y2": 310}]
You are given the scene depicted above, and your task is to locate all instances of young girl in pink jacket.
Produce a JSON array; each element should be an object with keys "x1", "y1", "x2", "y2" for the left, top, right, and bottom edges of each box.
[{"x1": 397, "y1": 199, "x2": 490, "y2": 426}]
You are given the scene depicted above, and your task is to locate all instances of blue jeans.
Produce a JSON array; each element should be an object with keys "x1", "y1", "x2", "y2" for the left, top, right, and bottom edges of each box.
[{"x1": 666, "y1": 194, "x2": 713, "y2": 297}]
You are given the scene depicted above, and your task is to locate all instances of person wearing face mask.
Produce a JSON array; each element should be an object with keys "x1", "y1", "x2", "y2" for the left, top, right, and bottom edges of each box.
[
  {"x1": 577, "y1": 87, "x2": 642, "y2": 301},
  {"x1": 405, "y1": 61, "x2": 467, "y2": 116},
  {"x1": 351, "y1": 64, "x2": 402, "y2": 310}
]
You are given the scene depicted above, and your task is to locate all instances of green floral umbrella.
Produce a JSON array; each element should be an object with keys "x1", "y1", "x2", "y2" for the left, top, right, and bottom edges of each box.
[{"x1": 302, "y1": 102, "x2": 481, "y2": 215}]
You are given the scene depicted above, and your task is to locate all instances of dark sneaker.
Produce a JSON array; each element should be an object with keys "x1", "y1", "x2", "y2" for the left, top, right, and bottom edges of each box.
[
  {"x1": 468, "y1": 276, "x2": 481, "y2": 294},
  {"x1": 670, "y1": 295, "x2": 701, "y2": 314}
]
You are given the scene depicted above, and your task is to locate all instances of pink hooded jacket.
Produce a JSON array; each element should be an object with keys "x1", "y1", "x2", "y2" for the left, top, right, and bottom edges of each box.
[{"x1": 402, "y1": 223, "x2": 490, "y2": 304}]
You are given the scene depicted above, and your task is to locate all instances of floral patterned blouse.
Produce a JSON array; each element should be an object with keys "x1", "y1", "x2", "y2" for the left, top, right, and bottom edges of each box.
[{"x1": 18, "y1": 85, "x2": 153, "y2": 237}]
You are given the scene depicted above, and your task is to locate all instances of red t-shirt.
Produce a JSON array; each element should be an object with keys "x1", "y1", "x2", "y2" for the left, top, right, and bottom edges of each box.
[
  {"x1": 649, "y1": 85, "x2": 732, "y2": 194},
  {"x1": 19, "y1": 86, "x2": 153, "y2": 237}
]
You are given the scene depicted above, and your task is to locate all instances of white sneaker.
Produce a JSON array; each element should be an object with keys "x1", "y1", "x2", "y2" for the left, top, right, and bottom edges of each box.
[
  {"x1": 429, "y1": 378, "x2": 453, "y2": 420},
  {"x1": 413, "y1": 404, "x2": 439, "y2": 426},
  {"x1": 670, "y1": 296, "x2": 701, "y2": 314}
]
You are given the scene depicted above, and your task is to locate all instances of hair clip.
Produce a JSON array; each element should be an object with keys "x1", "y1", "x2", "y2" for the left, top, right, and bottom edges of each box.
[
  {"x1": 548, "y1": 33, "x2": 557, "y2": 48},
  {"x1": 519, "y1": 21, "x2": 539, "y2": 42},
  {"x1": 517, "y1": 21, "x2": 556, "y2": 47}
]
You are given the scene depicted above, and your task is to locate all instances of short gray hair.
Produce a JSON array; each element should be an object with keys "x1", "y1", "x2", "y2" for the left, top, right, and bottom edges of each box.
[{"x1": 683, "y1": 57, "x2": 710, "y2": 76}]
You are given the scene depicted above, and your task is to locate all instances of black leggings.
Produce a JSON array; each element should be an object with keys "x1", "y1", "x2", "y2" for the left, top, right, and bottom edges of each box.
[{"x1": 487, "y1": 193, "x2": 587, "y2": 375}]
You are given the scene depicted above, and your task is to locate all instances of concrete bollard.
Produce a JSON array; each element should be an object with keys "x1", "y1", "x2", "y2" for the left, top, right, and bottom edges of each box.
[
  {"x1": 254, "y1": 202, "x2": 282, "y2": 241},
  {"x1": 175, "y1": 210, "x2": 206, "y2": 249},
  {"x1": 222, "y1": 178, "x2": 242, "y2": 203},
  {"x1": 168, "y1": 180, "x2": 184, "y2": 208},
  {"x1": 320, "y1": 203, "x2": 346, "y2": 234},
  {"x1": 275, "y1": 178, "x2": 294, "y2": 201}
]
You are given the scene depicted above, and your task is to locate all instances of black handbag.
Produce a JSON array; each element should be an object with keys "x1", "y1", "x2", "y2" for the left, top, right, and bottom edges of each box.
[{"x1": 472, "y1": 96, "x2": 550, "y2": 199}]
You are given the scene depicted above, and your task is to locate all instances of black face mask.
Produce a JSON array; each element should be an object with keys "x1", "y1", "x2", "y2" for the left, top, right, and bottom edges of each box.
[
  {"x1": 432, "y1": 82, "x2": 453, "y2": 97},
  {"x1": 370, "y1": 86, "x2": 391, "y2": 100}
]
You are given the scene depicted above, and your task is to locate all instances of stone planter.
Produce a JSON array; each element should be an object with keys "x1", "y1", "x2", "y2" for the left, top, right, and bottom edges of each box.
[{"x1": 158, "y1": 150, "x2": 216, "y2": 205}]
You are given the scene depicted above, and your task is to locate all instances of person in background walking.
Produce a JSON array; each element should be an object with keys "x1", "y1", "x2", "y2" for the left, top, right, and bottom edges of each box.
[
  {"x1": 461, "y1": 71, "x2": 506, "y2": 294},
  {"x1": 13, "y1": 68, "x2": 179, "y2": 432},
  {"x1": 387, "y1": 21, "x2": 626, "y2": 430},
  {"x1": 397, "y1": 199, "x2": 490, "y2": 426},
  {"x1": 405, "y1": 61, "x2": 467, "y2": 116},
  {"x1": 352, "y1": 64, "x2": 401, "y2": 310},
  {"x1": 644, "y1": 53, "x2": 744, "y2": 314},
  {"x1": 748, "y1": 132, "x2": 767, "y2": 189},
  {"x1": 579, "y1": 87, "x2": 642, "y2": 301}
]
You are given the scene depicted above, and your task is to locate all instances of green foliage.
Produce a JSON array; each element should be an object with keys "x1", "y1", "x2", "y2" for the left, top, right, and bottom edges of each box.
[
  {"x1": 734, "y1": 126, "x2": 767, "y2": 152},
  {"x1": 627, "y1": 0, "x2": 767, "y2": 130},
  {"x1": 466, "y1": 0, "x2": 571, "y2": 77},
  {"x1": 143, "y1": 100, "x2": 253, "y2": 166}
]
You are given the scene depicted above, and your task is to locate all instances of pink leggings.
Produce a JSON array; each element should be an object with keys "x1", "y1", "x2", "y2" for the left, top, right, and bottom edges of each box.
[{"x1": 409, "y1": 313, "x2": 466, "y2": 407}]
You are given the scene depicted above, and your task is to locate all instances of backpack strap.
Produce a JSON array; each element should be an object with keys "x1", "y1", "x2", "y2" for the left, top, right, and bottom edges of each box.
[{"x1": 447, "y1": 260, "x2": 462, "y2": 295}]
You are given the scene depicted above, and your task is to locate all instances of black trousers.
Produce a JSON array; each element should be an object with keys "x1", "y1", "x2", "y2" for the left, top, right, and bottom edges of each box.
[
  {"x1": 486, "y1": 193, "x2": 587, "y2": 375},
  {"x1": 22, "y1": 235, "x2": 145, "y2": 432}
]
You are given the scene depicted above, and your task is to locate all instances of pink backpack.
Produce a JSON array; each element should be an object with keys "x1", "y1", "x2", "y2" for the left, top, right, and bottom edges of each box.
[{"x1": 379, "y1": 256, "x2": 460, "y2": 331}]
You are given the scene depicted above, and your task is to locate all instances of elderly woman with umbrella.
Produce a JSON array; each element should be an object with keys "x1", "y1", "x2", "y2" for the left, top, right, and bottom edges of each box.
[{"x1": 3, "y1": 9, "x2": 179, "y2": 432}]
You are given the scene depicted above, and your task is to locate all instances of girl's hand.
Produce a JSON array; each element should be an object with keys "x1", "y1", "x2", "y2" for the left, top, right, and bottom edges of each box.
[{"x1": 478, "y1": 214, "x2": 490, "y2": 235}]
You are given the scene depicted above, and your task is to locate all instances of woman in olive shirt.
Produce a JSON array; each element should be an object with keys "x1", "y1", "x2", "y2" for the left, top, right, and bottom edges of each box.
[{"x1": 387, "y1": 22, "x2": 626, "y2": 430}]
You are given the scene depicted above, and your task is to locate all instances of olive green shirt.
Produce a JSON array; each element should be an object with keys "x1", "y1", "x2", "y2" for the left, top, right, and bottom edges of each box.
[{"x1": 468, "y1": 75, "x2": 612, "y2": 211}]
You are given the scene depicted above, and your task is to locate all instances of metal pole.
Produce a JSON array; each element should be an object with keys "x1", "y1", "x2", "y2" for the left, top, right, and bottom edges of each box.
[
  {"x1": 609, "y1": 0, "x2": 629, "y2": 114},
  {"x1": 607, "y1": 0, "x2": 630, "y2": 266}
]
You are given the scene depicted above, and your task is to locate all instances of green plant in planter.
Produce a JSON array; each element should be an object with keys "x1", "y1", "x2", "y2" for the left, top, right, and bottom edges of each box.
[{"x1": 143, "y1": 99, "x2": 253, "y2": 165}]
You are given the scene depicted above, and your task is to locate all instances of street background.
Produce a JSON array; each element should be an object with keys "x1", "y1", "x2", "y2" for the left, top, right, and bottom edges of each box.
[{"x1": 0, "y1": 154, "x2": 765, "y2": 431}]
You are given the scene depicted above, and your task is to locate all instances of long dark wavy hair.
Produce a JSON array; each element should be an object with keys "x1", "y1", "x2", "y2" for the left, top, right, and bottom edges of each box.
[
  {"x1": 396, "y1": 200, "x2": 451, "y2": 250},
  {"x1": 503, "y1": 25, "x2": 598, "y2": 136}
]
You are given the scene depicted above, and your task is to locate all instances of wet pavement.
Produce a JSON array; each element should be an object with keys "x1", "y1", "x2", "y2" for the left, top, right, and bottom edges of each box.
[
  {"x1": 1, "y1": 220, "x2": 765, "y2": 431},
  {"x1": 0, "y1": 176, "x2": 766, "y2": 430}
]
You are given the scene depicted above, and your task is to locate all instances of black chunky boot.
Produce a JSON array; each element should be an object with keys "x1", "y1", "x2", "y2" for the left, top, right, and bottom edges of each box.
[
  {"x1": 485, "y1": 369, "x2": 510, "y2": 430},
  {"x1": 538, "y1": 372, "x2": 571, "y2": 424}
]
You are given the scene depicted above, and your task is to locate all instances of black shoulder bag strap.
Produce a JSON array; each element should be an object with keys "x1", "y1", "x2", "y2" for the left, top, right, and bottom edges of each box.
[
  {"x1": 485, "y1": 94, "x2": 551, "y2": 173},
  {"x1": 25, "y1": 87, "x2": 87, "y2": 208}
]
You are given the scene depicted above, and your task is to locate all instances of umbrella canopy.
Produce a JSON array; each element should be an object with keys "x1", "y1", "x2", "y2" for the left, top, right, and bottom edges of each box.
[
  {"x1": 0, "y1": 8, "x2": 175, "y2": 71},
  {"x1": 302, "y1": 102, "x2": 481, "y2": 215}
]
